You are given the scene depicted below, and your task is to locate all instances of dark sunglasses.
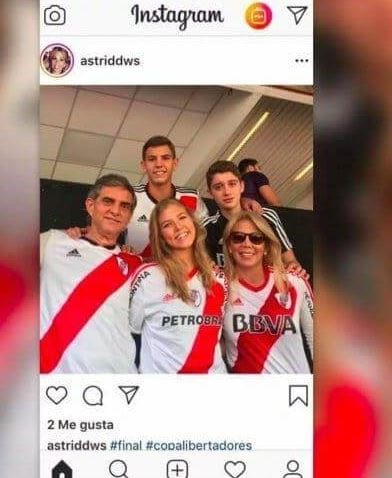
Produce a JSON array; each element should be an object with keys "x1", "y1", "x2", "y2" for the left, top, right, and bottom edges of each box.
[{"x1": 229, "y1": 232, "x2": 265, "y2": 245}]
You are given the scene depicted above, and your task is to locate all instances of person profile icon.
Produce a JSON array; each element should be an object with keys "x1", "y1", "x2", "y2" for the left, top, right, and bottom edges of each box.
[
  {"x1": 40, "y1": 43, "x2": 74, "y2": 77},
  {"x1": 283, "y1": 459, "x2": 303, "y2": 477}
]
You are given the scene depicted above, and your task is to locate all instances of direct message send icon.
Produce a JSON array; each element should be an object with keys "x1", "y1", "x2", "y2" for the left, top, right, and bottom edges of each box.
[
  {"x1": 287, "y1": 6, "x2": 308, "y2": 25},
  {"x1": 119, "y1": 385, "x2": 139, "y2": 405}
]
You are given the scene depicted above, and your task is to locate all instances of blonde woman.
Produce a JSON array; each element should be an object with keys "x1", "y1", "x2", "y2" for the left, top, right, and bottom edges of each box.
[
  {"x1": 47, "y1": 46, "x2": 71, "y2": 76},
  {"x1": 129, "y1": 198, "x2": 227, "y2": 373},
  {"x1": 223, "y1": 211, "x2": 313, "y2": 373}
]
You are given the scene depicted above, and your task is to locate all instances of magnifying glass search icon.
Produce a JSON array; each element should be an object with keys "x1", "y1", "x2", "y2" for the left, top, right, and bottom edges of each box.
[{"x1": 109, "y1": 459, "x2": 128, "y2": 478}]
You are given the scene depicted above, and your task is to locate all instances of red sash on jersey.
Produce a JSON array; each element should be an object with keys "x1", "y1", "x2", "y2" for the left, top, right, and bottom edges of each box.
[
  {"x1": 179, "y1": 195, "x2": 197, "y2": 211},
  {"x1": 140, "y1": 244, "x2": 152, "y2": 259},
  {"x1": 40, "y1": 253, "x2": 141, "y2": 373},
  {"x1": 179, "y1": 281, "x2": 225, "y2": 374},
  {"x1": 232, "y1": 282, "x2": 297, "y2": 373}
]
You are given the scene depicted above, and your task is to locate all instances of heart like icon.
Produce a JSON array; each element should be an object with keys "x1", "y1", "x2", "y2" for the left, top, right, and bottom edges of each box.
[
  {"x1": 224, "y1": 461, "x2": 246, "y2": 478},
  {"x1": 46, "y1": 386, "x2": 68, "y2": 405}
]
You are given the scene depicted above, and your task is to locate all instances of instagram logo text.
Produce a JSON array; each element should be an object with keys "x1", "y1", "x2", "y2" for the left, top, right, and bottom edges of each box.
[{"x1": 130, "y1": 4, "x2": 225, "y2": 32}]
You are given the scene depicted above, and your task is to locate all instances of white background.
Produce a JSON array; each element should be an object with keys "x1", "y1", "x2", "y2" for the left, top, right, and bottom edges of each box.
[
  {"x1": 40, "y1": 0, "x2": 313, "y2": 84},
  {"x1": 40, "y1": 37, "x2": 312, "y2": 85},
  {"x1": 41, "y1": 0, "x2": 313, "y2": 36},
  {"x1": 41, "y1": 374, "x2": 313, "y2": 477}
]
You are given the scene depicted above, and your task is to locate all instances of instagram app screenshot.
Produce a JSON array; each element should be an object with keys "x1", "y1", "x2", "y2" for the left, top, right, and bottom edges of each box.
[{"x1": 40, "y1": 1, "x2": 313, "y2": 476}]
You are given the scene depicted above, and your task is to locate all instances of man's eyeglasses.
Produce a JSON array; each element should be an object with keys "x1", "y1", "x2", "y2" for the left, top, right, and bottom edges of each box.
[{"x1": 229, "y1": 232, "x2": 265, "y2": 245}]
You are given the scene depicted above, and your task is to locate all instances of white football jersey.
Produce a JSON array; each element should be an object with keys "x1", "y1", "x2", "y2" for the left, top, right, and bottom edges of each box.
[
  {"x1": 40, "y1": 230, "x2": 141, "y2": 373},
  {"x1": 129, "y1": 263, "x2": 228, "y2": 373},
  {"x1": 125, "y1": 184, "x2": 207, "y2": 258},
  {"x1": 224, "y1": 269, "x2": 313, "y2": 373}
]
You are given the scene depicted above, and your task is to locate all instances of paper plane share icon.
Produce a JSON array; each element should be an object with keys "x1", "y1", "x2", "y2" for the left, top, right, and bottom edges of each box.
[
  {"x1": 287, "y1": 6, "x2": 308, "y2": 25},
  {"x1": 118, "y1": 385, "x2": 139, "y2": 405}
]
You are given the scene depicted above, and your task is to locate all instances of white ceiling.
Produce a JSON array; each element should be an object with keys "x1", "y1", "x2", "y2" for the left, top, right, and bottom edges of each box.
[{"x1": 40, "y1": 85, "x2": 313, "y2": 209}]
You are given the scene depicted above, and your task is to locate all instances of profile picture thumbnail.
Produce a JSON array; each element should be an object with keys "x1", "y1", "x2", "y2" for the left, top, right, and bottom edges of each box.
[{"x1": 40, "y1": 44, "x2": 74, "y2": 78}]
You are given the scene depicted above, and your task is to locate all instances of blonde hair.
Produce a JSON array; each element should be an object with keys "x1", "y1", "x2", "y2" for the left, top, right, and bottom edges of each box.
[
  {"x1": 223, "y1": 211, "x2": 289, "y2": 293},
  {"x1": 149, "y1": 198, "x2": 215, "y2": 303},
  {"x1": 48, "y1": 46, "x2": 70, "y2": 73}
]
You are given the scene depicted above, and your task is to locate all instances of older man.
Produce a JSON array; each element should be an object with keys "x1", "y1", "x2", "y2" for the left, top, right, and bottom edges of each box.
[{"x1": 40, "y1": 174, "x2": 142, "y2": 373}]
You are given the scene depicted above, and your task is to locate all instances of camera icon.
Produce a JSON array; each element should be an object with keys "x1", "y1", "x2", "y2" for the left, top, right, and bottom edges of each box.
[{"x1": 44, "y1": 5, "x2": 66, "y2": 25}]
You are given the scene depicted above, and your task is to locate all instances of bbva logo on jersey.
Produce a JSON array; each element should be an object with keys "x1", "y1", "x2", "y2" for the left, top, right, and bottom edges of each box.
[{"x1": 233, "y1": 313, "x2": 296, "y2": 335}]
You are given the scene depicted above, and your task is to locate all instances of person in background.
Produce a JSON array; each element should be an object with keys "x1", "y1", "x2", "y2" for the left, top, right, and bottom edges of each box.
[
  {"x1": 129, "y1": 198, "x2": 227, "y2": 374},
  {"x1": 238, "y1": 158, "x2": 282, "y2": 207},
  {"x1": 222, "y1": 211, "x2": 313, "y2": 373}
]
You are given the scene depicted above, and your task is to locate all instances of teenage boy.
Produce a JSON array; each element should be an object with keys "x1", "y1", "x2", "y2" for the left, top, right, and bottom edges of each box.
[
  {"x1": 125, "y1": 135, "x2": 208, "y2": 258},
  {"x1": 202, "y1": 161, "x2": 305, "y2": 274},
  {"x1": 67, "y1": 137, "x2": 261, "y2": 258}
]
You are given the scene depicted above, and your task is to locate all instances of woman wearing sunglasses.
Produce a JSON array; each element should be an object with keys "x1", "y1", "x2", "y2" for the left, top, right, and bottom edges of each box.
[
  {"x1": 223, "y1": 211, "x2": 313, "y2": 373},
  {"x1": 129, "y1": 198, "x2": 227, "y2": 373}
]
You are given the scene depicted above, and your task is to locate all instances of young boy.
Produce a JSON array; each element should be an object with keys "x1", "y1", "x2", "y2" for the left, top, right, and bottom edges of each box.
[{"x1": 203, "y1": 161, "x2": 306, "y2": 276}]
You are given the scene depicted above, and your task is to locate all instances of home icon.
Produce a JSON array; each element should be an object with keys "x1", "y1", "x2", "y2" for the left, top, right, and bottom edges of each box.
[{"x1": 52, "y1": 460, "x2": 73, "y2": 478}]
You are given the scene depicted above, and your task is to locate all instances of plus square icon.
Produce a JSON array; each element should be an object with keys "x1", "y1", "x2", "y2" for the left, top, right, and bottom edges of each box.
[{"x1": 167, "y1": 459, "x2": 189, "y2": 478}]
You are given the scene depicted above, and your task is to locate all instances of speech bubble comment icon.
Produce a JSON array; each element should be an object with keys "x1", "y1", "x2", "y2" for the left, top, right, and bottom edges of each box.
[{"x1": 83, "y1": 385, "x2": 103, "y2": 406}]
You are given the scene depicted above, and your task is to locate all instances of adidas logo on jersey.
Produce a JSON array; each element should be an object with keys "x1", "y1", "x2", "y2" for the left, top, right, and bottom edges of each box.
[
  {"x1": 163, "y1": 293, "x2": 176, "y2": 302},
  {"x1": 163, "y1": 294, "x2": 176, "y2": 302},
  {"x1": 232, "y1": 297, "x2": 244, "y2": 306},
  {"x1": 137, "y1": 214, "x2": 148, "y2": 223},
  {"x1": 66, "y1": 248, "x2": 81, "y2": 257}
]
